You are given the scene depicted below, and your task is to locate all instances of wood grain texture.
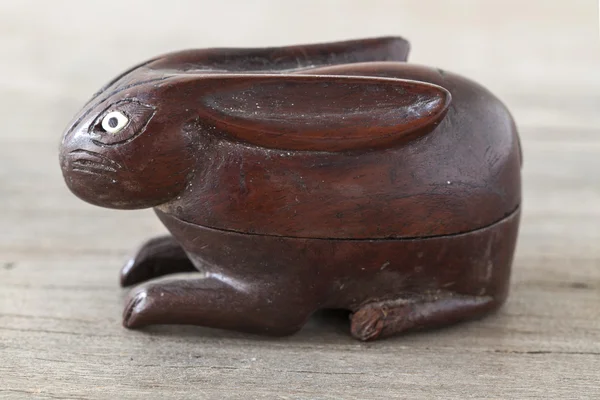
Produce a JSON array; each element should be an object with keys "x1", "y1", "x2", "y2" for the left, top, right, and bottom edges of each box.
[{"x1": 1, "y1": 0, "x2": 599, "y2": 398}]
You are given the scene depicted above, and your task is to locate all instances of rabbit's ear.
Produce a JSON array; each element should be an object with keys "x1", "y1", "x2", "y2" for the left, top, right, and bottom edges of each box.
[
  {"x1": 194, "y1": 74, "x2": 451, "y2": 152},
  {"x1": 149, "y1": 37, "x2": 409, "y2": 73}
]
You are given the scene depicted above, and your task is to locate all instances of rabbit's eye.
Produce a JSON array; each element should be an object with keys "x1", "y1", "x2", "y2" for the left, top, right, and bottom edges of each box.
[
  {"x1": 89, "y1": 99, "x2": 155, "y2": 145},
  {"x1": 101, "y1": 111, "x2": 129, "y2": 133}
]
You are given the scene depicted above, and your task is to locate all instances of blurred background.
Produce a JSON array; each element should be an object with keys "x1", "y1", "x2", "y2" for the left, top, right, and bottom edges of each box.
[{"x1": 3, "y1": 0, "x2": 599, "y2": 135}]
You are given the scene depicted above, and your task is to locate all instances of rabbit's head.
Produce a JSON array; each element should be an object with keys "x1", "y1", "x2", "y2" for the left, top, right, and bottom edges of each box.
[{"x1": 59, "y1": 67, "x2": 198, "y2": 209}]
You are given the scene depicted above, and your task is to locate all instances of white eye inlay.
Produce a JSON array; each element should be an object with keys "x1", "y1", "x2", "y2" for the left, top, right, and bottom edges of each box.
[{"x1": 101, "y1": 111, "x2": 129, "y2": 134}]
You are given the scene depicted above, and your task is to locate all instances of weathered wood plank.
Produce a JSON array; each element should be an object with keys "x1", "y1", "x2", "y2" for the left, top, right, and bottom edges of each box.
[
  {"x1": 1, "y1": 121, "x2": 599, "y2": 400},
  {"x1": 1, "y1": 0, "x2": 599, "y2": 398}
]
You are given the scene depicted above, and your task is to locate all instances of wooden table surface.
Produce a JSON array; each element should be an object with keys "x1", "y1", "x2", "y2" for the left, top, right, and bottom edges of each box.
[{"x1": 1, "y1": 1, "x2": 599, "y2": 398}]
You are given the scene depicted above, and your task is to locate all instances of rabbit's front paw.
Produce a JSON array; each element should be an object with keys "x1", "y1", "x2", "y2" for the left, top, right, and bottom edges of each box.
[{"x1": 120, "y1": 235, "x2": 196, "y2": 287}]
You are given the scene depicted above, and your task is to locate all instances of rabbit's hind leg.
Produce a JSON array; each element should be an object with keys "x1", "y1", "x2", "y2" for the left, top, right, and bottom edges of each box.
[{"x1": 350, "y1": 292, "x2": 501, "y2": 341}]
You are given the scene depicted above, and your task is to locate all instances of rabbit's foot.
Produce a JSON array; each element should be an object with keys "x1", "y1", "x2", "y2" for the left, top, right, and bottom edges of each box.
[
  {"x1": 120, "y1": 236, "x2": 196, "y2": 287},
  {"x1": 123, "y1": 273, "x2": 312, "y2": 336},
  {"x1": 350, "y1": 292, "x2": 500, "y2": 341}
]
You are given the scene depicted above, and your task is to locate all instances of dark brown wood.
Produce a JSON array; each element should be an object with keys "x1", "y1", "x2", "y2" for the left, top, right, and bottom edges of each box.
[
  {"x1": 119, "y1": 235, "x2": 196, "y2": 287},
  {"x1": 59, "y1": 36, "x2": 522, "y2": 341}
]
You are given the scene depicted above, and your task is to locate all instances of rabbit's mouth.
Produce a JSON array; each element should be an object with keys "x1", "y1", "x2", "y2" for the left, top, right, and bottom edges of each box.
[{"x1": 66, "y1": 149, "x2": 122, "y2": 177}]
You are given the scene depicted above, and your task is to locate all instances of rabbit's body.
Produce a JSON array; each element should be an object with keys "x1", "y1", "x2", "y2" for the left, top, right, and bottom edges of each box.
[
  {"x1": 60, "y1": 37, "x2": 521, "y2": 340},
  {"x1": 157, "y1": 63, "x2": 520, "y2": 239}
]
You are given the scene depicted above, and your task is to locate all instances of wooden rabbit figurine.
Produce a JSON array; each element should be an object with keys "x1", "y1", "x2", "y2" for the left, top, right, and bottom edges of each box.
[{"x1": 59, "y1": 37, "x2": 521, "y2": 341}]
